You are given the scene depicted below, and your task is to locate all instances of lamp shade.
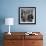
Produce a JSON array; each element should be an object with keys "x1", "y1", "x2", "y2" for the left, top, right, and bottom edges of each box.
[{"x1": 5, "y1": 18, "x2": 14, "y2": 25}]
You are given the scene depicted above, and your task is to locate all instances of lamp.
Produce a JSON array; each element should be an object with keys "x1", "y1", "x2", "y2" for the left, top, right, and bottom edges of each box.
[{"x1": 5, "y1": 18, "x2": 14, "y2": 35}]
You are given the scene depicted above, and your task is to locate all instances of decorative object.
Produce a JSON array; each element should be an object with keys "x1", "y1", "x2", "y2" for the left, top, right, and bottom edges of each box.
[
  {"x1": 19, "y1": 7, "x2": 36, "y2": 24},
  {"x1": 5, "y1": 18, "x2": 14, "y2": 35},
  {"x1": 25, "y1": 32, "x2": 38, "y2": 35}
]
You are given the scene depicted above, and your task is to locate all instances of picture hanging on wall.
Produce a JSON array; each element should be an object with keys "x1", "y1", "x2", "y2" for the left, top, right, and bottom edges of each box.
[{"x1": 19, "y1": 7, "x2": 36, "y2": 24}]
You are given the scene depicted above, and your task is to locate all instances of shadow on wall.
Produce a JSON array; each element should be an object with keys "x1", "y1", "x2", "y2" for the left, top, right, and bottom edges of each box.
[{"x1": 0, "y1": 16, "x2": 5, "y2": 46}]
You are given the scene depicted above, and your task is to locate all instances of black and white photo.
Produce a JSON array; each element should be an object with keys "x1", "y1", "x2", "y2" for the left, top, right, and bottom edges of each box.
[{"x1": 19, "y1": 7, "x2": 36, "y2": 24}]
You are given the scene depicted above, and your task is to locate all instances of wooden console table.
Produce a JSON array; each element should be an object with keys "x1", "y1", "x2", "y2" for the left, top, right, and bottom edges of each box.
[{"x1": 4, "y1": 32, "x2": 43, "y2": 46}]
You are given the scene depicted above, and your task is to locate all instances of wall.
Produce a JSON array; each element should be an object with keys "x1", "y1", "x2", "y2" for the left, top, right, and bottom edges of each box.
[
  {"x1": 0, "y1": 0, "x2": 46, "y2": 46},
  {"x1": 0, "y1": 0, "x2": 46, "y2": 32}
]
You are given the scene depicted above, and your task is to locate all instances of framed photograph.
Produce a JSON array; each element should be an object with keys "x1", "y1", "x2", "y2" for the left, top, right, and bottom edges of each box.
[{"x1": 19, "y1": 7, "x2": 36, "y2": 24}]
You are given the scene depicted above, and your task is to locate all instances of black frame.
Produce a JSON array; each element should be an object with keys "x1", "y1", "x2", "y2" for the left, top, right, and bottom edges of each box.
[{"x1": 19, "y1": 7, "x2": 36, "y2": 24}]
